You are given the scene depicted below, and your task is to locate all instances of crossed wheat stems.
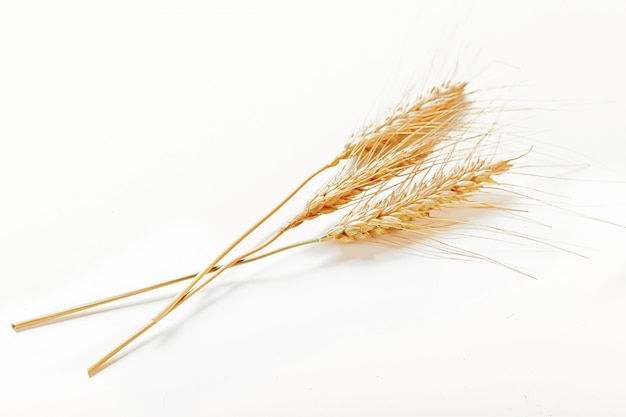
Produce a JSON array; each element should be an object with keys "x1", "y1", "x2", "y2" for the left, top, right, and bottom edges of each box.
[{"x1": 13, "y1": 81, "x2": 539, "y2": 376}]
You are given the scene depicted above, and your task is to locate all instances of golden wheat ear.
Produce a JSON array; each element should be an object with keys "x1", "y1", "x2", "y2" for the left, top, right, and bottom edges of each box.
[
  {"x1": 339, "y1": 166, "x2": 531, "y2": 268},
  {"x1": 321, "y1": 157, "x2": 514, "y2": 241},
  {"x1": 288, "y1": 82, "x2": 472, "y2": 227}
]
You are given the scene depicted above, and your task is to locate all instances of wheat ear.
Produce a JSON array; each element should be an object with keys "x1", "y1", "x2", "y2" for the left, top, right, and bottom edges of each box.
[
  {"x1": 322, "y1": 158, "x2": 513, "y2": 242},
  {"x1": 288, "y1": 82, "x2": 471, "y2": 227}
]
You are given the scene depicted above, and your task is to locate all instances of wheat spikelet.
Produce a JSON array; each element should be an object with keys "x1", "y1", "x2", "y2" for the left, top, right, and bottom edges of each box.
[
  {"x1": 321, "y1": 158, "x2": 512, "y2": 242},
  {"x1": 340, "y1": 81, "x2": 468, "y2": 162},
  {"x1": 288, "y1": 81, "x2": 472, "y2": 228}
]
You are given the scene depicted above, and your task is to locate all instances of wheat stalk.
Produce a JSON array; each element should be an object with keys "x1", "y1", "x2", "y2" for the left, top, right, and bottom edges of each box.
[
  {"x1": 14, "y1": 79, "x2": 528, "y2": 377},
  {"x1": 10, "y1": 239, "x2": 316, "y2": 330}
]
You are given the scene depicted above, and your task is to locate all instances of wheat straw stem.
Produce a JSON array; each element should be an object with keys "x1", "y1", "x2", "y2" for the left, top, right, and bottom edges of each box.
[
  {"x1": 12, "y1": 239, "x2": 319, "y2": 331},
  {"x1": 11, "y1": 273, "x2": 196, "y2": 331},
  {"x1": 15, "y1": 162, "x2": 335, "y2": 332},
  {"x1": 148, "y1": 164, "x2": 331, "y2": 323},
  {"x1": 87, "y1": 232, "x2": 284, "y2": 376},
  {"x1": 87, "y1": 163, "x2": 333, "y2": 376},
  {"x1": 87, "y1": 237, "x2": 323, "y2": 377},
  {"x1": 154, "y1": 162, "x2": 334, "y2": 314}
]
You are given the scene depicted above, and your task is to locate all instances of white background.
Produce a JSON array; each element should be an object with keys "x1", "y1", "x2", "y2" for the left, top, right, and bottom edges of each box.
[{"x1": 2, "y1": 1, "x2": 626, "y2": 416}]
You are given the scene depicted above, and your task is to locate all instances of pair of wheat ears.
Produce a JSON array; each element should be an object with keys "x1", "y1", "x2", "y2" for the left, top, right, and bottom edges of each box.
[{"x1": 13, "y1": 80, "x2": 531, "y2": 376}]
